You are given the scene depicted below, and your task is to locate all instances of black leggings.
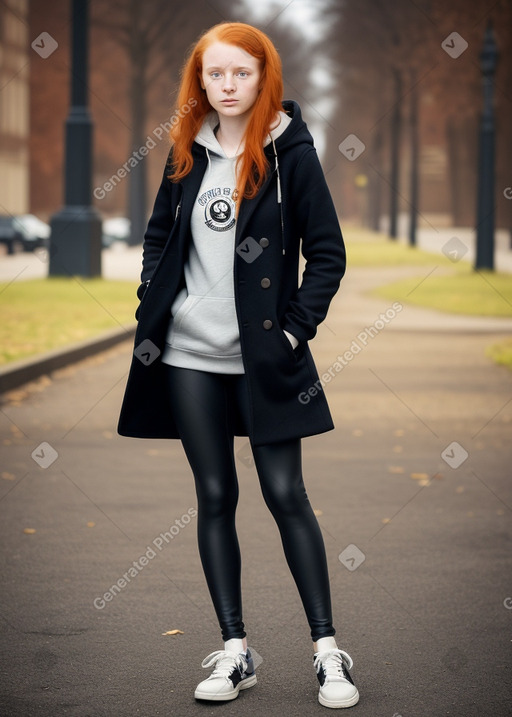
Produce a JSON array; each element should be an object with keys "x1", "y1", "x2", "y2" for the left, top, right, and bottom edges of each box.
[{"x1": 166, "y1": 365, "x2": 335, "y2": 643}]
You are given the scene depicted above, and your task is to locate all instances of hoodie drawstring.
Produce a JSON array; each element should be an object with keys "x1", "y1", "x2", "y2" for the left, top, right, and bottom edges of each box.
[
  {"x1": 271, "y1": 136, "x2": 285, "y2": 256},
  {"x1": 205, "y1": 146, "x2": 212, "y2": 178}
]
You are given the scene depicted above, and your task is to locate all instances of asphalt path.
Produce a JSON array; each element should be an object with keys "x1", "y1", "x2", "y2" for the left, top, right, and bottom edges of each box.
[{"x1": 1, "y1": 262, "x2": 511, "y2": 716}]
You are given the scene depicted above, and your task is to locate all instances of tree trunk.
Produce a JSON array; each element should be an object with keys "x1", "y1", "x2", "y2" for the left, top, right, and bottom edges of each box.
[
  {"x1": 446, "y1": 116, "x2": 461, "y2": 226},
  {"x1": 389, "y1": 68, "x2": 402, "y2": 239},
  {"x1": 369, "y1": 124, "x2": 384, "y2": 231},
  {"x1": 408, "y1": 71, "x2": 419, "y2": 246}
]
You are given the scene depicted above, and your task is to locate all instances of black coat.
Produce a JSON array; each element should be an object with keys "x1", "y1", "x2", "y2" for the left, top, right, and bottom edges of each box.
[{"x1": 117, "y1": 100, "x2": 346, "y2": 446}]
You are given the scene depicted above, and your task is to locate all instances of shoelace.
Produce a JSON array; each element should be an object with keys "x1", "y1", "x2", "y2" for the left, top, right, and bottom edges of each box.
[
  {"x1": 201, "y1": 650, "x2": 247, "y2": 680},
  {"x1": 313, "y1": 648, "x2": 353, "y2": 682}
]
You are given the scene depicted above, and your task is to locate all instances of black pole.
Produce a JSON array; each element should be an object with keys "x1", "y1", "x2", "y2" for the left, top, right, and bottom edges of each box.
[
  {"x1": 49, "y1": 0, "x2": 102, "y2": 277},
  {"x1": 475, "y1": 23, "x2": 498, "y2": 271}
]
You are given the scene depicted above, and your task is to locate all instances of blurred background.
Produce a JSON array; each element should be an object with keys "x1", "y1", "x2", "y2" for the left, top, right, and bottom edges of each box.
[
  {"x1": 1, "y1": 0, "x2": 511, "y2": 251},
  {"x1": 1, "y1": 8, "x2": 512, "y2": 715}
]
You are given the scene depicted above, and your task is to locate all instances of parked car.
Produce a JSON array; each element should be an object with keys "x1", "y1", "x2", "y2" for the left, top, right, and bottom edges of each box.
[
  {"x1": 0, "y1": 214, "x2": 50, "y2": 254},
  {"x1": 102, "y1": 217, "x2": 131, "y2": 248}
]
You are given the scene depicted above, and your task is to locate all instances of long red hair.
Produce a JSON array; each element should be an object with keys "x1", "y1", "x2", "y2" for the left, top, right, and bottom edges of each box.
[{"x1": 169, "y1": 22, "x2": 283, "y2": 202}]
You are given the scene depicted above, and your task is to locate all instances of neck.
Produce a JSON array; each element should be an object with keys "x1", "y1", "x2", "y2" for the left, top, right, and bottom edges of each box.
[{"x1": 215, "y1": 114, "x2": 250, "y2": 158}]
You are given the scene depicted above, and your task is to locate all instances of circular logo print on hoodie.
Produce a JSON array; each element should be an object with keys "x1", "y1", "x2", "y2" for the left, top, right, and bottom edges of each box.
[{"x1": 204, "y1": 194, "x2": 236, "y2": 232}]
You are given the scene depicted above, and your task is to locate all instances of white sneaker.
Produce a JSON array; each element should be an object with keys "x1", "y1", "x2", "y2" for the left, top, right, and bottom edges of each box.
[
  {"x1": 194, "y1": 647, "x2": 257, "y2": 701},
  {"x1": 313, "y1": 648, "x2": 359, "y2": 709}
]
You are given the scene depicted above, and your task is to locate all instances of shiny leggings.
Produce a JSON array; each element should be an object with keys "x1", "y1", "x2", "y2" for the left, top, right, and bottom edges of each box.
[{"x1": 166, "y1": 365, "x2": 335, "y2": 642}]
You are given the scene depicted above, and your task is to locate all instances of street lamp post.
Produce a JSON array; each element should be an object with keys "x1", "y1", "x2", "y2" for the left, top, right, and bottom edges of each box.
[
  {"x1": 475, "y1": 23, "x2": 499, "y2": 271},
  {"x1": 49, "y1": 0, "x2": 102, "y2": 277}
]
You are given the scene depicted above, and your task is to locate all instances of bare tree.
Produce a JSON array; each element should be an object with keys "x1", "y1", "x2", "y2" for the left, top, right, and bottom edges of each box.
[
  {"x1": 91, "y1": 0, "x2": 223, "y2": 244},
  {"x1": 336, "y1": 0, "x2": 438, "y2": 238}
]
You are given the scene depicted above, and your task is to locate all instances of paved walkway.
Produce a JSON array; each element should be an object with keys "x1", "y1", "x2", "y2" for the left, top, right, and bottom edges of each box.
[{"x1": 0, "y1": 246, "x2": 511, "y2": 716}]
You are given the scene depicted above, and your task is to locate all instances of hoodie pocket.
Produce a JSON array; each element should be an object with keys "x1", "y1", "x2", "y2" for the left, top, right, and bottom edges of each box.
[{"x1": 169, "y1": 294, "x2": 241, "y2": 358}]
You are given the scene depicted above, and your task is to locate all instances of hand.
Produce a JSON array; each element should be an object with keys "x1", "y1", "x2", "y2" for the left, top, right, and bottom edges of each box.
[{"x1": 283, "y1": 330, "x2": 299, "y2": 350}]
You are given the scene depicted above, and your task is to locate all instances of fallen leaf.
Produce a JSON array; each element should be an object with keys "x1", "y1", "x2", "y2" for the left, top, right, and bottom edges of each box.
[
  {"x1": 86, "y1": 521, "x2": 95, "y2": 528},
  {"x1": 313, "y1": 508, "x2": 323, "y2": 516},
  {"x1": 1, "y1": 472, "x2": 15, "y2": 481},
  {"x1": 388, "y1": 466, "x2": 404, "y2": 474},
  {"x1": 382, "y1": 518, "x2": 391, "y2": 524},
  {"x1": 393, "y1": 429, "x2": 405, "y2": 437},
  {"x1": 410, "y1": 473, "x2": 429, "y2": 481},
  {"x1": 162, "y1": 629, "x2": 184, "y2": 636},
  {"x1": 23, "y1": 528, "x2": 36, "y2": 534}
]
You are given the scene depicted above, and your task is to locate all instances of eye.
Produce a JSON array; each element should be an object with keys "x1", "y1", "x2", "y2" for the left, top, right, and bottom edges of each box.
[
  {"x1": 237, "y1": 71, "x2": 249, "y2": 79},
  {"x1": 210, "y1": 72, "x2": 222, "y2": 79}
]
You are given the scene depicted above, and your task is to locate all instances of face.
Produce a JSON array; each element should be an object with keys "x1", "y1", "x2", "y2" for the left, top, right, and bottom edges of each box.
[{"x1": 200, "y1": 41, "x2": 261, "y2": 121}]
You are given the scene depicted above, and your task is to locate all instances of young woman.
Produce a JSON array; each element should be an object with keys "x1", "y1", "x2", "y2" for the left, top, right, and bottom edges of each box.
[{"x1": 118, "y1": 21, "x2": 359, "y2": 710}]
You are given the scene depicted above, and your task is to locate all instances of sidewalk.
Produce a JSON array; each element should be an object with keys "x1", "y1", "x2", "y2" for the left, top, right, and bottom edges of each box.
[{"x1": 0, "y1": 245, "x2": 511, "y2": 715}]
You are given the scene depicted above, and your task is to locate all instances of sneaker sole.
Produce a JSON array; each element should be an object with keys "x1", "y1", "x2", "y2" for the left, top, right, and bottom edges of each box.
[
  {"x1": 318, "y1": 688, "x2": 360, "y2": 709},
  {"x1": 194, "y1": 673, "x2": 257, "y2": 701}
]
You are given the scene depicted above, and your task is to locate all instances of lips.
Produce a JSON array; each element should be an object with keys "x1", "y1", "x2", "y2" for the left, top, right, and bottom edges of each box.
[{"x1": 221, "y1": 99, "x2": 238, "y2": 103}]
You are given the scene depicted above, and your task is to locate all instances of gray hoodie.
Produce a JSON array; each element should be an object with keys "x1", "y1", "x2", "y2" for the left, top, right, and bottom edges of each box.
[{"x1": 161, "y1": 110, "x2": 292, "y2": 373}]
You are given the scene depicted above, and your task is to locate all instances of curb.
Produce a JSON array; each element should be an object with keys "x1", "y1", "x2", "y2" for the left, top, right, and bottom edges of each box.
[{"x1": 0, "y1": 324, "x2": 136, "y2": 395}]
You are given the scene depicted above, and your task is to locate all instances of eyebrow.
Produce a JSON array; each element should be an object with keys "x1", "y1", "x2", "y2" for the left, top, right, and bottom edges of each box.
[{"x1": 204, "y1": 65, "x2": 253, "y2": 72}]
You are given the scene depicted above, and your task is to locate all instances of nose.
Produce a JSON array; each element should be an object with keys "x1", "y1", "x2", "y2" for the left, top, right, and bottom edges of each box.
[{"x1": 222, "y1": 73, "x2": 236, "y2": 93}]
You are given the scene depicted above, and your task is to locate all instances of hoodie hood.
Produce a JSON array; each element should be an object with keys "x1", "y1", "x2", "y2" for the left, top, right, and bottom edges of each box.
[
  {"x1": 270, "y1": 99, "x2": 315, "y2": 154},
  {"x1": 194, "y1": 112, "x2": 226, "y2": 156}
]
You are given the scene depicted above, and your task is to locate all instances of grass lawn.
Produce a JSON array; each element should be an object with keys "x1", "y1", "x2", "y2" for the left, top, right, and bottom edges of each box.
[
  {"x1": 0, "y1": 278, "x2": 138, "y2": 365},
  {"x1": 344, "y1": 226, "x2": 512, "y2": 316},
  {"x1": 486, "y1": 338, "x2": 512, "y2": 370},
  {"x1": 371, "y1": 269, "x2": 512, "y2": 317},
  {"x1": 344, "y1": 226, "x2": 512, "y2": 369},
  {"x1": 344, "y1": 226, "x2": 465, "y2": 268}
]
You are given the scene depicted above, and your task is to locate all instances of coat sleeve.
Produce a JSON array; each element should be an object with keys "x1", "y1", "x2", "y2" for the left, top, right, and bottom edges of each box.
[
  {"x1": 282, "y1": 146, "x2": 346, "y2": 344},
  {"x1": 139, "y1": 150, "x2": 176, "y2": 288}
]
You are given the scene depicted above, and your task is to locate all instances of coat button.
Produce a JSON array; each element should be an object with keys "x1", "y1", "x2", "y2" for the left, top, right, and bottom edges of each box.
[
  {"x1": 263, "y1": 319, "x2": 273, "y2": 330},
  {"x1": 259, "y1": 237, "x2": 269, "y2": 248},
  {"x1": 260, "y1": 277, "x2": 271, "y2": 288}
]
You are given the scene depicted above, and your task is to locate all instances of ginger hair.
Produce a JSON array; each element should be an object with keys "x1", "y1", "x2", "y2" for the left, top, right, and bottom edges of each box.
[{"x1": 169, "y1": 22, "x2": 283, "y2": 202}]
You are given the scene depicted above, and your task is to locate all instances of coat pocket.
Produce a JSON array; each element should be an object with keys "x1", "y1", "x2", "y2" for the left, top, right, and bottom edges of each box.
[{"x1": 276, "y1": 323, "x2": 304, "y2": 363}]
